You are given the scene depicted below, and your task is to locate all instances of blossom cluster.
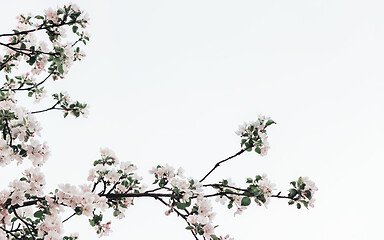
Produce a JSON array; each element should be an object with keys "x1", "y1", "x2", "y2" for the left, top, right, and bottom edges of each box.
[
  {"x1": 0, "y1": 91, "x2": 51, "y2": 167},
  {"x1": 212, "y1": 175, "x2": 276, "y2": 217},
  {"x1": 235, "y1": 115, "x2": 275, "y2": 156},
  {"x1": 150, "y1": 165, "x2": 235, "y2": 239},
  {"x1": 55, "y1": 184, "x2": 108, "y2": 216},
  {"x1": 1, "y1": 4, "x2": 89, "y2": 79},
  {"x1": 288, "y1": 176, "x2": 318, "y2": 209},
  {"x1": 187, "y1": 197, "x2": 217, "y2": 238},
  {"x1": 0, "y1": 4, "x2": 90, "y2": 113},
  {"x1": 88, "y1": 148, "x2": 142, "y2": 225},
  {"x1": 0, "y1": 139, "x2": 137, "y2": 239},
  {"x1": 151, "y1": 165, "x2": 202, "y2": 192},
  {"x1": 150, "y1": 165, "x2": 203, "y2": 209},
  {"x1": 0, "y1": 168, "x2": 81, "y2": 239},
  {"x1": 0, "y1": 191, "x2": 11, "y2": 226},
  {"x1": 35, "y1": 197, "x2": 65, "y2": 239},
  {"x1": 0, "y1": 148, "x2": 141, "y2": 239},
  {"x1": 2, "y1": 73, "x2": 47, "y2": 102},
  {"x1": 52, "y1": 92, "x2": 88, "y2": 118}
]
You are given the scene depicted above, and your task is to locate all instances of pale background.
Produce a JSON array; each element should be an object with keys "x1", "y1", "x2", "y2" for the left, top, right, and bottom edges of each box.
[{"x1": 1, "y1": 1, "x2": 383, "y2": 239}]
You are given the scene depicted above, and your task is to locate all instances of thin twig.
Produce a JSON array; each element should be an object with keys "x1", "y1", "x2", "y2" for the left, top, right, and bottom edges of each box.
[
  {"x1": 199, "y1": 145, "x2": 252, "y2": 183},
  {"x1": 0, "y1": 21, "x2": 77, "y2": 38},
  {"x1": 12, "y1": 208, "x2": 36, "y2": 240},
  {"x1": 0, "y1": 226, "x2": 21, "y2": 240},
  {"x1": 62, "y1": 212, "x2": 77, "y2": 223}
]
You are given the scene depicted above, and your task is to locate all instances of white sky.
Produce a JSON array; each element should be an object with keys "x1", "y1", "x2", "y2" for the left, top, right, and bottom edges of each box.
[{"x1": 1, "y1": 0, "x2": 384, "y2": 239}]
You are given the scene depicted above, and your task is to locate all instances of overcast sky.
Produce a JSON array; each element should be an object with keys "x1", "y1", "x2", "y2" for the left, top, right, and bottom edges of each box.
[{"x1": 1, "y1": 1, "x2": 384, "y2": 239}]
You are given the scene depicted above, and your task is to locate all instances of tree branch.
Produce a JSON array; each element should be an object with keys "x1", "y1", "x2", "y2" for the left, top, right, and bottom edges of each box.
[
  {"x1": 62, "y1": 212, "x2": 77, "y2": 223},
  {"x1": 0, "y1": 69, "x2": 54, "y2": 92},
  {"x1": 0, "y1": 21, "x2": 77, "y2": 38},
  {"x1": 0, "y1": 226, "x2": 21, "y2": 240},
  {"x1": 199, "y1": 145, "x2": 252, "y2": 183},
  {"x1": 0, "y1": 42, "x2": 58, "y2": 58},
  {"x1": 12, "y1": 208, "x2": 36, "y2": 240},
  {"x1": 0, "y1": 54, "x2": 16, "y2": 71}
]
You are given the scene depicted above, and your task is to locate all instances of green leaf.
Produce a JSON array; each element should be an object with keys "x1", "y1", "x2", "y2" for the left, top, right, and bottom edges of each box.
[
  {"x1": 288, "y1": 188, "x2": 297, "y2": 198},
  {"x1": 73, "y1": 110, "x2": 80, "y2": 118},
  {"x1": 72, "y1": 26, "x2": 78, "y2": 33},
  {"x1": 296, "y1": 203, "x2": 301, "y2": 209},
  {"x1": 34, "y1": 210, "x2": 44, "y2": 219},
  {"x1": 241, "y1": 197, "x2": 251, "y2": 206},
  {"x1": 305, "y1": 190, "x2": 312, "y2": 200},
  {"x1": 113, "y1": 210, "x2": 121, "y2": 217},
  {"x1": 255, "y1": 146, "x2": 261, "y2": 154},
  {"x1": 297, "y1": 177, "x2": 303, "y2": 185},
  {"x1": 175, "y1": 202, "x2": 187, "y2": 210},
  {"x1": 250, "y1": 187, "x2": 261, "y2": 196},
  {"x1": 288, "y1": 189, "x2": 297, "y2": 198},
  {"x1": 93, "y1": 160, "x2": 101, "y2": 166},
  {"x1": 89, "y1": 219, "x2": 95, "y2": 227},
  {"x1": 211, "y1": 235, "x2": 219, "y2": 240},
  {"x1": 288, "y1": 200, "x2": 294, "y2": 205},
  {"x1": 57, "y1": 63, "x2": 64, "y2": 74},
  {"x1": 246, "y1": 178, "x2": 253, "y2": 183},
  {"x1": 185, "y1": 226, "x2": 194, "y2": 230},
  {"x1": 75, "y1": 207, "x2": 83, "y2": 215},
  {"x1": 27, "y1": 56, "x2": 36, "y2": 65},
  {"x1": 53, "y1": 57, "x2": 61, "y2": 64},
  {"x1": 265, "y1": 119, "x2": 276, "y2": 127},
  {"x1": 35, "y1": 15, "x2": 44, "y2": 19},
  {"x1": 159, "y1": 178, "x2": 167, "y2": 188}
]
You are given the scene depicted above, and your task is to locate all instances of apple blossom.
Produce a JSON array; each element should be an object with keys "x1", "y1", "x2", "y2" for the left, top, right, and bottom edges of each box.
[{"x1": 0, "y1": 4, "x2": 318, "y2": 240}]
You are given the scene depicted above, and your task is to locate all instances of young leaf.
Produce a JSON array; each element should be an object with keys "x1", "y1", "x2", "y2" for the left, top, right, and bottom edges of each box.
[
  {"x1": 265, "y1": 119, "x2": 276, "y2": 127},
  {"x1": 34, "y1": 210, "x2": 44, "y2": 218},
  {"x1": 89, "y1": 219, "x2": 95, "y2": 227},
  {"x1": 241, "y1": 197, "x2": 251, "y2": 206},
  {"x1": 72, "y1": 25, "x2": 78, "y2": 33}
]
